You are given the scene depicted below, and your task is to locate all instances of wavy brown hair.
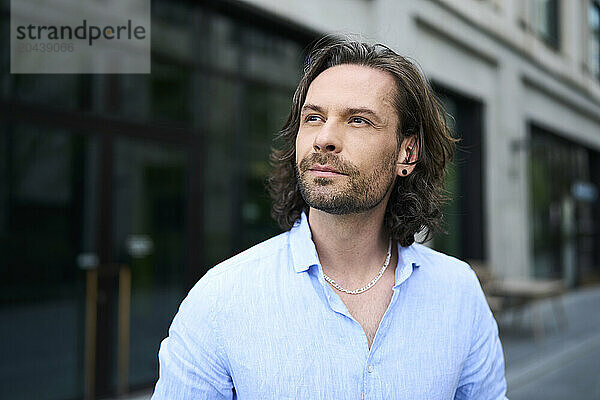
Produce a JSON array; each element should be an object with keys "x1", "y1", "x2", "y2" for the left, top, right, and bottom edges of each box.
[{"x1": 267, "y1": 36, "x2": 457, "y2": 247}]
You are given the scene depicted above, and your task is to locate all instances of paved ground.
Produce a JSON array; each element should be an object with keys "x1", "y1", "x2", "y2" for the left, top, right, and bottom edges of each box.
[
  {"x1": 115, "y1": 285, "x2": 600, "y2": 400},
  {"x1": 500, "y1": 285, "x2": 600, "y2": 400}
]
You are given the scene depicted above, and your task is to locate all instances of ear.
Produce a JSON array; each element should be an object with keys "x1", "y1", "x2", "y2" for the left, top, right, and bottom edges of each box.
[{"x1": 395, "y1": 135, "x2": 419, "y2": 177}]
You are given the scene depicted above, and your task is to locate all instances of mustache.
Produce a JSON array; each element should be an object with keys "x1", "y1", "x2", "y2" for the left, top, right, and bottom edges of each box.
[{"x1": 298, "y1": 153, "x2": 359, "y2": 176}]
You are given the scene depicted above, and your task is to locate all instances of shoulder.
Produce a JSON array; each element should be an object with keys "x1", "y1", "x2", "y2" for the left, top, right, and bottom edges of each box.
[
  {"x1": 407, "y1": 242, "x2": 482, "y2": 295},
  {"x1": 206, "y1": 231, "x2": 290, "y2": 281},
  {"x1": 410, "y1": 243, "x2": 476, "y2": 278},
  {"x1": 406, "y1": 243, "x2": 493, "y2": 336},
  {"x1": 174, "y1": 231, "x2": 291, "y2": 326}
]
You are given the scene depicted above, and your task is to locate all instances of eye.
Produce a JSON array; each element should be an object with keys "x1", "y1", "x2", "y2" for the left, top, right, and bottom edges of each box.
[
  {"x1": 349, "y1": 116, "x2": 371, "y2": 126},
  {"x1": 304, "y1": 115, "x2": 323, "y2": 123}
]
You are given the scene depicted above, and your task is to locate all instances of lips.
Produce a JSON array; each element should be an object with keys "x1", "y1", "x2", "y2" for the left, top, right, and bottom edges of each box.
[
  {"x1": 310, "y1": 165, "x2": 341, "y2": 173},
  {"x1": 308, "y1": 165, "x2": 347, "y2": 176}
]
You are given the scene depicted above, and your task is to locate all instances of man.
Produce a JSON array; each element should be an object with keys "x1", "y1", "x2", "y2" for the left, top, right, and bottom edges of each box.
[{"x1": 152, "y1": 37, "x2": 507, "y2": 399}]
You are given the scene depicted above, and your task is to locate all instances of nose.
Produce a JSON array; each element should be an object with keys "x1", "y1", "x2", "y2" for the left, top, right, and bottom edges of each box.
[{"x1": 313, "y1": 120, "x2": 342, "y2": 153}]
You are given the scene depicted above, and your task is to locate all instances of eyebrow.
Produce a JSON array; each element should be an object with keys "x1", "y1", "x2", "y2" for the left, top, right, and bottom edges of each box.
[{"x1": 301, "y1": 103, "x2": 384, "y2": 125}]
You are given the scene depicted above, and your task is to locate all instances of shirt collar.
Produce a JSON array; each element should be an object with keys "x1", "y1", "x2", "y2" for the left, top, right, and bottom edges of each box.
[
  {"x1": 289, "y1": 211, "x2": 419, "y2": 288},
  {"x1": 393, "y1": 243, "x2": 418, "y2": 289},
  {"x1": 289, "y1": 211, "x2": 320, "y2": 273}
]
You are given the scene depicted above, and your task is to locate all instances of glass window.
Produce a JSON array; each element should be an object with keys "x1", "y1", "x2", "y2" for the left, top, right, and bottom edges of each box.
[
  {"x1": 475, "y1": 0, "x2": 503, "y2": 11},
  {"x1": 200, "y1": 77, "x2": 293, "y2": 267},
  {"x1": 589, "y1": 1, "x2": 600, "y2": 80},
  {"x1": 240, "y1": 84, "x2": 292, "y2": 249},
  {"x1": 111, "y1": 137, "x2": 188, "y2": 389},
  {"x1": 531, "y1": 0, "x2": 560, "y2": 48},
  {"x1": 6, "y1": 74, "x2": 86, "y2": 111},
  {"x1": 192, "y1": 12, "x2": 308, "y2": 268},
  {"x1": 239, "y1": 25, "x2": 304, "y2": 87},
  {"x1": 1, "y1": 8, "x2": 10, "y2": 98},
  {"x1": 0, "y1": 122, "x2": 96, "y2": 399},
  {"x1": 434, "y1": 95, "x2": 461, "y2": 257},
  {"x1": 529, "y1": 126, "x2": 595, "y2": 284},
  {"x1": 433, "y1": 91, "x2": 485, "y2": 262}
]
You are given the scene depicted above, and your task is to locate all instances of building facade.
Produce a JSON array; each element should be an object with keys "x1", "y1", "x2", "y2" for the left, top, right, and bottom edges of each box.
[
  {"x1": 1, "y1": 0, "x2": 599, "y2": 399},
  {"x1": 240, "y1": 0, "x2": 600, "y2": 284}
]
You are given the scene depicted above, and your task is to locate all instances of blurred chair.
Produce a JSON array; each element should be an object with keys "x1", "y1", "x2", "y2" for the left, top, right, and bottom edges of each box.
[{"x1": 469, "y1": 260, "x2": 568, "y2": 340}]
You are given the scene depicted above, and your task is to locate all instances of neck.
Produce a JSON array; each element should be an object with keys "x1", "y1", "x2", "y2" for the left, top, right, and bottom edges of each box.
[{"x1": 308, "y1": 202, "x2": 393, "y2": 283}]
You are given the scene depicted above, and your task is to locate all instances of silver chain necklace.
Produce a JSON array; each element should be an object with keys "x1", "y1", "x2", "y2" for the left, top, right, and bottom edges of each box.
[{"x1": 322, "y1": 237, "x2": 393, "y2": 295}]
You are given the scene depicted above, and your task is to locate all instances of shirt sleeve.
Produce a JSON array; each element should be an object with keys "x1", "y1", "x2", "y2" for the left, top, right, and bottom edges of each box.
[
  {"x1": 151, "y1": 277, "x2": 234, "y2": 400},
  {"x1": 454, "y1": 270, "x2": 508, "y2": 400}
]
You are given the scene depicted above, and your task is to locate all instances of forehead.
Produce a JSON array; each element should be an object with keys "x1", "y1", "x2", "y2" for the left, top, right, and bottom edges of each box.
[{"x1": 304, "y1": 64, "x2": 397, "y2": 114}]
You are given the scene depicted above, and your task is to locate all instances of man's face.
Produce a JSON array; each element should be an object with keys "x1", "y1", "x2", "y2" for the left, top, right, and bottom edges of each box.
[{"x1": 295, "y1": 64, "x2": 401, "y2": 215}]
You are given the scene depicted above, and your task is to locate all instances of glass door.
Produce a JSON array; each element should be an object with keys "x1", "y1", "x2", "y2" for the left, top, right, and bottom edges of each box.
[
  {"x1": 0, "y1": 118, "x2": 190, "y2": 399},
  {"x1": 109, "y1": 136, "x2": 188, "y2": 393},
  {"x1": 0, "y1": 121, "x2": 98, "y2": 399},
  {"x1": 529, "y1": 126, "x2": 596, "y2": 285}
]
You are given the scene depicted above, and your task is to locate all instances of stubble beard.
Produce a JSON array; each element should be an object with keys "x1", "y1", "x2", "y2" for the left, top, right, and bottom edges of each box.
[{"x1": 295, "y1": 151, "x2": 398, "y2": 215}]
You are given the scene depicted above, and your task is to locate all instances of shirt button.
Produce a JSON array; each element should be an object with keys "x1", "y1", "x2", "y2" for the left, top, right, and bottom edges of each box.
[{"x1": 367, "y1": 364, "x2": 374, "y2": 373}]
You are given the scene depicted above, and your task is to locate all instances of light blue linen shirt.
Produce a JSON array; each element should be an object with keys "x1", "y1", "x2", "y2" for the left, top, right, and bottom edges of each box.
[{"x1": 152, "y1": 212, "x2": 507, "y2": 399}]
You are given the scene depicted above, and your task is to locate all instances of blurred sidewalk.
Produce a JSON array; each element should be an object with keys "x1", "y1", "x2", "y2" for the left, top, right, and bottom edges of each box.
[
  {"x1": 501, "y1": 285, "x2": 600, "y2": 400},
  {"x1": 110, "y1": 286, "x2": 600, "y2": 400},
  {"x1": 110, "y1": 390, "x2": 152, "y2": 400}
]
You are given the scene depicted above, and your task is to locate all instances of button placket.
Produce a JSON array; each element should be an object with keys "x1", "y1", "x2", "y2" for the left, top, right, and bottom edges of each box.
[{"x1": 363, "y1": 357, "x2": 381, "y2": 400}]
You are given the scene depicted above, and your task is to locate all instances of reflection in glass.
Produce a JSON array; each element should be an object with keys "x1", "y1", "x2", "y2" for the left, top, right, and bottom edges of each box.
[
  {"x1": 529, "y1": 127, "x2": 596, "y2": 285},
  {"x1": 0, "y1": 122, "x2": 97, "y2": 399},
  {"x1": 112, "y1": 138, "x2": 188, "y2": 389},
  {"x1": 435, "y1": 95, "x2": 461, "y2": 257}
]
